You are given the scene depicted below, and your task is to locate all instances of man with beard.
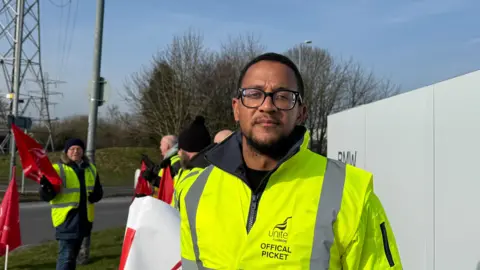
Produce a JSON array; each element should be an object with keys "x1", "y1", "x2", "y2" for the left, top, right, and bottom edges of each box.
[
  {"x1": 178, "y1": 53, "x2": 402, "y2": 269},
  {"x1": 171, "y1": 116, "x2": 212, "y2": 210}
]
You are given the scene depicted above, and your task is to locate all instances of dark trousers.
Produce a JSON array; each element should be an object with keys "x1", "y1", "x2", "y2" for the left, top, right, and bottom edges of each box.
[{"x1": 56, "y1": 238, "x2": 84, "y2": 270}]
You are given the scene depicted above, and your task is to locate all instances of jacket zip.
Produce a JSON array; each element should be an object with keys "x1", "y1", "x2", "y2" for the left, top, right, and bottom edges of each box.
[
  {"x1": 204, "y1": 132, "x2": 305, "y2": 234},
  {"x1": 245, "y1": 146, "x2": 302, "y2": 233},
  {"x1": 246, "y1": 194, "x2": 259, "y2": 233},
  {"x1": 246, "y1": 179, "x2": 268, "y2": 233}
]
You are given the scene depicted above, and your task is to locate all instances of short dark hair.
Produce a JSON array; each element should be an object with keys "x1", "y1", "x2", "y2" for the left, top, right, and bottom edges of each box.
[{"x1": 237, "y1": 52, "x2": 305, "y2": 97}]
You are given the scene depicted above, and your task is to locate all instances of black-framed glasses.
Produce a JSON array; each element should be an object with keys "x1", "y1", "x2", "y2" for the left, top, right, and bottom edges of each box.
[{"x1": 238, "y1": 88, "x2": 302, "y2": 111}]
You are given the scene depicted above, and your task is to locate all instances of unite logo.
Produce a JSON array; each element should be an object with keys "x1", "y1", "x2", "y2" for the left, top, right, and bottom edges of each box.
[
  {"x1": 29, "y1": 148, "x2": 47, "y2": 163},
  {"x1": 24, "y1": 148, "x2": 47, "y2": 181},
  {"x1": 268, "y1": 217, "x2": 292, "y2": 243}
]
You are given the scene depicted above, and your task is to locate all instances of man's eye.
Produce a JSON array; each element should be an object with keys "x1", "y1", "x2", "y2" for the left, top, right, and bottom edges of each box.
[{"x1": 244, "y1": 91, "x2": 262, "y2": 98}]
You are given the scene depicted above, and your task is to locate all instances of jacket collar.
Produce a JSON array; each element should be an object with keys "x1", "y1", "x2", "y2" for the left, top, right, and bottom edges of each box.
[
  {"x1": 204, "y1": 126, "x2": 310, "y2": 178},
  {"x1": 184, "y1": 143, "x2": 216, "y2": 170}
]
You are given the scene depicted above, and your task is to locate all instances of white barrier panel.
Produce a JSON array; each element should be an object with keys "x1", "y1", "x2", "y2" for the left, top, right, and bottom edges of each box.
[
  {"x1": 327, "y1": 105, "x2": 367, "y2": 169},
  {"x1": 120, "y1": 196, "x2": 181, "y2": 270},
  {"x1": 327, "y1": 70, "x2": 480, "y2": 269},
  {"x1": 364, "y1": 87, "x2": 435, "y2": 270},
  {"x1": 433, "y1": 71, "x2": 480, "y2": 269}
]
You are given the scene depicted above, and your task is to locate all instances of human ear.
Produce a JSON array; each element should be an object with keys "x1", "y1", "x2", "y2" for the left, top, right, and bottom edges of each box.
[
  {"x1": 296, "y1": 105, "x2": 308, "y2": 125},
  {"x1": 232, "y1": 98, "x2": 240, "y2": 122}
]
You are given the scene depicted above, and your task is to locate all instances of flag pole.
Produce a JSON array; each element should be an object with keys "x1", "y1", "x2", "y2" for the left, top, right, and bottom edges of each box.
[{"x1": 4, "y1": 244, "x2": 9, "y2": 270}]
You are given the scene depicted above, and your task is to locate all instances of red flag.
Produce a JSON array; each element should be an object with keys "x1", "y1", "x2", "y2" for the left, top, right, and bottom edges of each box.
[
  {"x1": 134, "y1": 161, "x2": 152, "y2": 197},
  {"x1": 0, "y1": 167, "x2": 21, "y2": 256},
  {"x1": 11, "y1": 124, "x2": 62, "y2": 190},
  {"x1": 158, "y1": 166, "x2": 174, "y2": 204}
]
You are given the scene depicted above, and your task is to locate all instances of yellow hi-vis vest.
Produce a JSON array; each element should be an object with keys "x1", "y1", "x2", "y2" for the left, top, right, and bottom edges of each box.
[
  {"x1": 50, "y1": 163, "x2": 97, "y2": 228},
  {"x1": 153, "y1": 154, "x2": 181, "y2": 198},
  {"x1": 171, "y1": 168, "x2": 203, "y2": 210},
  {"x1": 179, "y1": 131, "x2": 402, "y2": 269}
]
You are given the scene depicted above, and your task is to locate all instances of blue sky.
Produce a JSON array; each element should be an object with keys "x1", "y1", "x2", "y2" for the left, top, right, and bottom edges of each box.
[{"x1": 15, "y1": 0, "x2": 480, "y2": 118}]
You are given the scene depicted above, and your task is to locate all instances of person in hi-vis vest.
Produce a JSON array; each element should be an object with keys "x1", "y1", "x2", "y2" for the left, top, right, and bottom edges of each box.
[
  {"x1": 39, "y1": 138, "x2": 103, "y2": 270},
  {"x1": 142, "y1": 135, "x2": 181, "y2": 197},
  {"x1": 178, "y1": 53, "x2": 402, "y2": 269},
  {"x1": 171, "y1": 116, "x2": 213, "y2": 210}
]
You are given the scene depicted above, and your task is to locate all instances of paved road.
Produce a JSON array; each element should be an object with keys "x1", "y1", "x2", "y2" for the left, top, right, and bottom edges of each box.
[
  {"x1": 19, "y1": 197, "x2": 131, "y2": 246},
  {"x1": 0, "y1": 184, "x2": 133, "y2": 197}
]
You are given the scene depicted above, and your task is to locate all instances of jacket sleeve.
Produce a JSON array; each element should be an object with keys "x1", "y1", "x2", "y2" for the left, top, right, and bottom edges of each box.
[
  {"x1": 88, "y1": 173, "x2": 104, "y2": 203},
  {"x1": 342, "y1": 191, "x2": 403, "y2": 269},
  {"x1": 152, "y1": 169, "x2": 161, "y2": 188}
]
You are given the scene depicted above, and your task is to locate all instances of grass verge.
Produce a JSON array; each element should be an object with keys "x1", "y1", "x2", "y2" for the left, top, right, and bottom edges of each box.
[
  {"x1": 0, "y1": 227, "x2": 124, "y2": 270},
  {"x1": 0, "y1": 147, "x2": 159, "y2": 187}
]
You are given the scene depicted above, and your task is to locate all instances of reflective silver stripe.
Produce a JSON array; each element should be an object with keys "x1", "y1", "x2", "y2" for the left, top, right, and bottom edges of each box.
[
  {"x1": 310, "y1": 159, "x2": 347, "y2": 269},
  {"x1": 181, "y1": 257, "x2": 213, "y2": 270},
  {"x1": 62, "y1": 188, "x2": 80, "y2": 194},
  {"x1": 87, "y1": 186, "x2": 94, "y2": 191},
  {"x1": 179, "y1": 170, "x2": 200, "y2": 187},
  {"x1": 51, "y1": 202, "x2": 78, "y2": 208},
  {"x1": 57, "y1": 162, "x2": 66, "y2": 187},
  {"x1": 184, "y1": 160, "x2": 346, "y2": 269},
  {"x1": 175, "y1": 170, "x2": 201, "y2": 211},
  {"x1": 88, "y1": 165, "x2": 96, "y2": 180},
  {"x1": 184, "y1": 165, "x2": 214, "y2": 269},
  {"x1": 175, "y1": 171, "x2": 200, "y2": 190}
]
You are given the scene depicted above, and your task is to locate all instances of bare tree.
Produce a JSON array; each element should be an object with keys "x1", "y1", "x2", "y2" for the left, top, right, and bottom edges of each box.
[
  {"x1": 123, "y1": 30, "x2": 399, "y2": 154},
  {"x1": 200, "y1": 33, "x2": 266, "y2": 132},
  {"x1": 286, "y1": 46, "x2": 399, "y2": 154},
  {"x1": 124, "y1": 29, "x2": 214, "y2": 140},
  {"x1": 339, "y1": 59, "x2": 400, "y2": 109},
  {"x1": 124, "y1": 31, "x2": 266, "y2": 138},
  {"x1": 0, "y1": 97, "x2": 8, "y2": 124}
]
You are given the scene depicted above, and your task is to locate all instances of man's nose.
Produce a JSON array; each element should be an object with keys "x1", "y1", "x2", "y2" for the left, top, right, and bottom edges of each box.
[{"x1": 258, "y1": 93, "x2": 277, "y2": 112}]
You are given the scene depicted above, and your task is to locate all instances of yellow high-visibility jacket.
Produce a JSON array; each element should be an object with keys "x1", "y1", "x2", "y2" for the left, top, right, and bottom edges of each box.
[
  {"x1": 50, "y1": 163, "x2": 96, "y2": 227},
  {"x1": 179, "y1": 127, "x2": 402, "y2": 269},
  {"x1": 171, "y1": 143, "x2": 216, "y2": 209},
  {"x1": 171, "y1": 167, "x2": 202, "y2": 209}
]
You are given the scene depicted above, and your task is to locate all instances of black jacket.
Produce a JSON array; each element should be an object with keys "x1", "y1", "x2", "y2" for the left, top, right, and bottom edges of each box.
[{"x1": 39, "y1": 158, "x2": 103, "y2": 240}]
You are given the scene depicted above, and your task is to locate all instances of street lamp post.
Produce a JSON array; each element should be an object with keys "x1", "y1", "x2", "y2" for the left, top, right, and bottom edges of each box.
[{"x1": 298, "y1": 40, "x2": 313, "y2": 71}]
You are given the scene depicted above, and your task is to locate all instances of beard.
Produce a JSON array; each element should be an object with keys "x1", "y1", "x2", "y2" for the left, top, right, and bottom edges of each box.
[
  {"x1": 179, "y1": 153, "x2": 189, "y2": 168},
  {"x1": 243, "y1": 130, "x2": 296, "y2": 160}
]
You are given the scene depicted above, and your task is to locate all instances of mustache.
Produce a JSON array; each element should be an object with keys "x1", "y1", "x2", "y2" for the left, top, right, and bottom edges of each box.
[{"x1": 252, "y1": 117, "x2": 281, "y2": 125}]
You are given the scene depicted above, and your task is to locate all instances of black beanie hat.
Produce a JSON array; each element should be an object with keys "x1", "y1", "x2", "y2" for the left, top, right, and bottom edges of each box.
[
  {"x1": 178, "y1": 116, "x2": 211, "y2": 153},
  {"x1": 64, "y1": 138, "x2": 85, "y2": 153}
]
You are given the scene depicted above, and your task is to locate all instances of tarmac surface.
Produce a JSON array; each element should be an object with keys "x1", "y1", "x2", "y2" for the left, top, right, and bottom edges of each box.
[{"x1": 19, "y1": 196, "x2": 131, "y2": 246}]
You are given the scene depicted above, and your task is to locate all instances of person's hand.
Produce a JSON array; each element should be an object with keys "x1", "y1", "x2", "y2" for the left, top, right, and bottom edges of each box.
[
  {"x1": 40, "y1": 175, "x2": 54, "y2": 192},
  {"x1": 141, "y1": 167, "x2": 157, "y2": 183}
]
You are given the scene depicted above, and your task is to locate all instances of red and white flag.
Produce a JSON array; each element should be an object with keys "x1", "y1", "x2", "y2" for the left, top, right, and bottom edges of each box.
[
  {"x1": 11, "y1": 124, "x2": 62, "y2": 191},
  {"x1": 0, "y1": 167, "x2": 21, "y2": 256},
  {"x1": 119, "y1": 196, "x2": 181, "y2": 270},
  {"x1": 133, "y1": 161, "x2": 153, "y2": 198}
]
